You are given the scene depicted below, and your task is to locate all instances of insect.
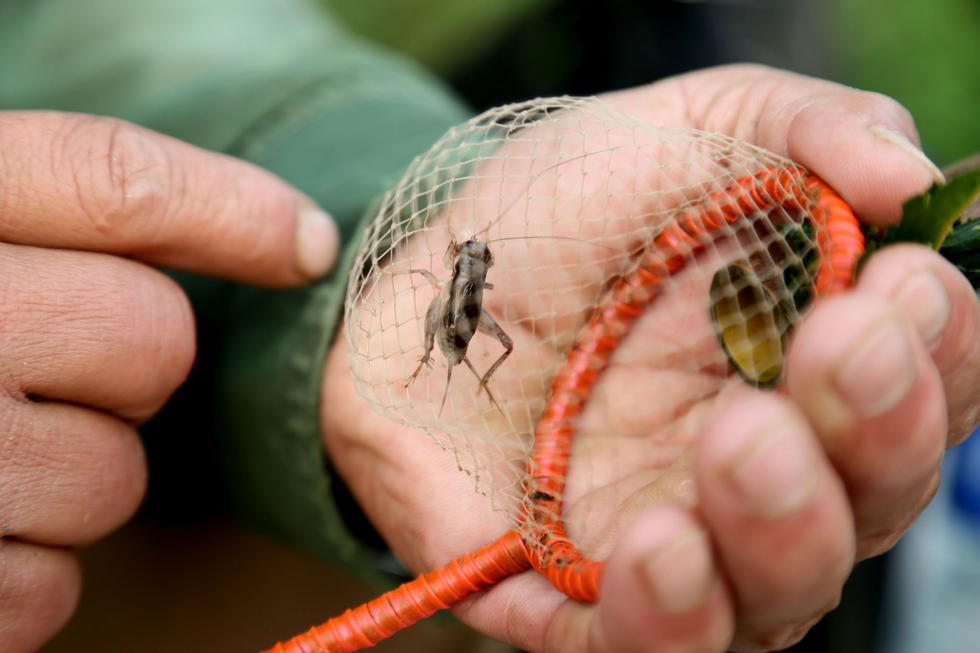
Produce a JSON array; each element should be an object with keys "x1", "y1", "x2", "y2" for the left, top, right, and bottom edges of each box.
[
  {"x1": 396, "y1": 146, "x2": 625, "y2": 416},
  {"x1": 404, "y1": 237, "x2": 513, "y2": 415}
]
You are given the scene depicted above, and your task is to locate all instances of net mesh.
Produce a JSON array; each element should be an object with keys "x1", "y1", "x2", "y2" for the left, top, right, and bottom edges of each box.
[{"x1": 344, "y1": 96, "x2": 824, "y2": 549}]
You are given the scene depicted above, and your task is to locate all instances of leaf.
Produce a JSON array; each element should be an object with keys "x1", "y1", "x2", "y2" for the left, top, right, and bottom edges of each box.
[
  {"x1": 939, "y1": 216, "x2": 980, "y2": 287},
  {"x1": 890, "y1": 167, "x2": 980, "y2": 247},
  {"x1": 859, "y1": 167, "x2": 980, "y2": 279}
]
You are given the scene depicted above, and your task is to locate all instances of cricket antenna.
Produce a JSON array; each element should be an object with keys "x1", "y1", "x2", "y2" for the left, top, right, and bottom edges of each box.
[{"x1": 463, "y1": 146, "x2": 627, "y2": 243}]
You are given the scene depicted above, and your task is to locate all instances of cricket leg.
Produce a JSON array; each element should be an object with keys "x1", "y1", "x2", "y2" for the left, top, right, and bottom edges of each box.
[
  {"x1": 407, "y1": 297, "x2": 440, "y2": 386},
  {"x1": 473, "y1": 308, "x2": 513, "y2": 402},
  {"x1": 396, "y1": 268, "x2": 441, "y2": 287},
  {"x1": 463, "y1": 356, "x2": 504, "y2": 416}
]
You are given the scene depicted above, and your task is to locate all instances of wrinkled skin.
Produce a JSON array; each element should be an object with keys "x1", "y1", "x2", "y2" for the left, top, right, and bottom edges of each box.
[
  {"x1": 0, "y1": 111, "x2": 338, "y2": 652},
  {"x1": 322, "y1": 65, "x2": 980, "y2": 653}
]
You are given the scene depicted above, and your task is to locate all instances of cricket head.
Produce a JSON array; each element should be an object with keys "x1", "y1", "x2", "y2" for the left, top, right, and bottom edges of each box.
[{"x1": 445, "y1": 238, "x2": 495, "y2": 270}]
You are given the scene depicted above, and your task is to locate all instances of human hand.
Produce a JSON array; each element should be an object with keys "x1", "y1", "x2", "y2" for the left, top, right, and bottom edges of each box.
[
  {"x1": 0, "y1": 111, "x2": 338, "y2": 652},
  {"x1": 321, "y1": 64, "x2": 979, "y2": 652}
]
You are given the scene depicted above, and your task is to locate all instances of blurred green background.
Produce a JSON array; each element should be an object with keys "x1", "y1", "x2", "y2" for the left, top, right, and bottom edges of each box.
[
  {"x1": 322, "y1": 0, "x2": 980, "y2": 167},
  {"x1": 833, "y1": 0, "x2": 980, "y2": 166}
]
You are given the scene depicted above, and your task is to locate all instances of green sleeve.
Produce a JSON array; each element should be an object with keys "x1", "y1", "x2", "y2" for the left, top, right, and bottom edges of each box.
[{"x1": 0, "y1": 0, "x2": 469, "y2": 578}]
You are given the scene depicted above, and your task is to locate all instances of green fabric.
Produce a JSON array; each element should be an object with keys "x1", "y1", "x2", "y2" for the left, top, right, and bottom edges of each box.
[
  {"x1": 321, "y1": 0, "x2": 557, "y2": 75},
  {"x1": 0, "y1": 0, "x2": 469, "y2": 576}
]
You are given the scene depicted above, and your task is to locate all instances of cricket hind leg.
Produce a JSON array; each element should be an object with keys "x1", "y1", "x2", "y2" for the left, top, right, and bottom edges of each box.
[
  {"x1": 469, "y1": 308, "x2": 514, "y2": 413},
  {"x1": 476, "y1": 308, "x2": 513, "y2": 388},
  {"x1": 463, "y1": 356, "x2": 504, "y2": 416}
]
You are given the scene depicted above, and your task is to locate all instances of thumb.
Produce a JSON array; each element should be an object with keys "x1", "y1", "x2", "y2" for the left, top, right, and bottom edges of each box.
[
  {"x1": 690, "y1": 64, "x2": 945, "y2": 225},
  {"x1": 0, "y1": 111, "x2": 339, "y2": 286},
  {"x1": 783, "y1": 92, "x2": 945, "y2": 226},
  {"x1": 612, "y1": 64, "x2": 945, "y2": 226}
]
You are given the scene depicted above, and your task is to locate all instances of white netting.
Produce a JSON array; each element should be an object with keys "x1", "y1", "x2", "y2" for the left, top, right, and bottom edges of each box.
[{"x1": 344, "y1": 96, "x2": 820, "y2": 532}]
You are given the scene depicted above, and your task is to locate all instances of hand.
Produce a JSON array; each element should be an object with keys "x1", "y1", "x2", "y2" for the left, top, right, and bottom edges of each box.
[
  {"x1": 321, "y1": 64, "x2": 979, "y2": 652},
  {"x1": 0, "y1": 111, "x2": 338, "y2": 652}
]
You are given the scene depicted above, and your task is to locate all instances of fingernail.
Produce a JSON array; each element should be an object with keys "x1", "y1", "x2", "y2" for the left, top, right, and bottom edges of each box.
[
  {"x1": 295, "y1": 202, "x2": 339, "y2": 279},
  {"x1": 637, "y1": 526, "x2": 714, "y2": 613},
  {"x1": 894, "y1": 268, "x2": 950, "y2": 348},
  {"x1": 868, "y1": 124, "x2": 946, "y2": 185},
  {"x1": 834, "y1": 318, "x2": 917, "y2": 419},
  {"x1": 731, "y1": 422, "x2": 818, "y2": 519}
]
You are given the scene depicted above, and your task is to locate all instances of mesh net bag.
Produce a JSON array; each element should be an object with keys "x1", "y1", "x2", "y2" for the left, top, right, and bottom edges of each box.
[
  {"x1": 343, "y1": 95, "x2": 861, "y2": 562},
  {"x1": 263, "y1": 95, "x2": 864, "y2": 653}
]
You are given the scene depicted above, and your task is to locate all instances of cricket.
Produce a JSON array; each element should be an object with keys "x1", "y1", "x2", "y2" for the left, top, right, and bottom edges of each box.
[
  {"x1": 403, "y1": 236, "x2": 513, "y2": 415},
  {"x1": 396, "y1": 145, "x2": 627, "y2": 417}
]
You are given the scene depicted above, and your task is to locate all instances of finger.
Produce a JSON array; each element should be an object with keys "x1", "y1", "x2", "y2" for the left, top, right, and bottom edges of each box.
[
  {"x1": 782, "y1": 91, "x2": 941, "y2": 226},
  {"x1": 0, "y1": 111, "x2": 338, "y2": 285},
  {"x1": 0, "y1": 539, "x2": 81, "y2": 653},
  {"x1": 786, "y1": 292, "x2": 948, "y2": 558},
  {"x1": 0, "y1": 399, "x2": 147, "y2": 546},
  {"x1": 854, "y1": 244, "x2": 980, "y2": 445},
  {"x1": 695, "y1": 393, "x2": 854, "y2": 651},
  {"x1": 572, "y1": 506, "x2": 734, "y2": 653},
  {"x1": 695, "y1": 64, "x2": 941, "y2": 225},
  {"x1": 608, "y1": 64, "x2": 941, "y2": 224},
  {"x1": 472, "y1": 510, "x2": 734, "y2": 653},
  {"x1": 0, "y1": 243, "x2": 195, "y2": 419}
]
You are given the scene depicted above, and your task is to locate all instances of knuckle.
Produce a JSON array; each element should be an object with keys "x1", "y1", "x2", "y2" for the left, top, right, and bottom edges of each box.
[
  {"x1": 78, "y1": 424, "x2": 148, "y2": 544},
  {"x1": 0, "y1": 249, "x2": 195, "y2": 418},
  {"x1": 751, "y1": 617, "x2": 817, "y2": 651},
  {"x1": 742, "y1": 596, "x2": 838, "y2": 652},
  {"x1": 0, "y1": 398, "x2": 147, "y2": 545},
  {"x1": 60, "y1": 115, "x2": 181, "y2": 242},
  {"x1": 156, "y1": 279, "x2": 197, "y2": 384},
  {"x1": 65, "y1": 263, "x2": 196, "y2": 417},
  {"x1": 941, "y1": 273, "x2": 980, "y2": 444},
  {"x1": 857, "y1": 530, "x2": 903, "y2": 560},
  {"x1": 119, "y1": 271, "x2": 196, "y2": 413},
  {"x1": 0, "y1": 541, "x2": 80, "y2": 653},
  {"x1": 856, "y1": 474, "x2": 939, "y2": 560},
  {"x1": 852, "y1": 90, "x2": 917, "y2": 135}
]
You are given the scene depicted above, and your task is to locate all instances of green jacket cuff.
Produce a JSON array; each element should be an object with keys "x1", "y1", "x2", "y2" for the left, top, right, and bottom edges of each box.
[{"x1": 214, "y1": 76, "x2": 467, "y2": 578}]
